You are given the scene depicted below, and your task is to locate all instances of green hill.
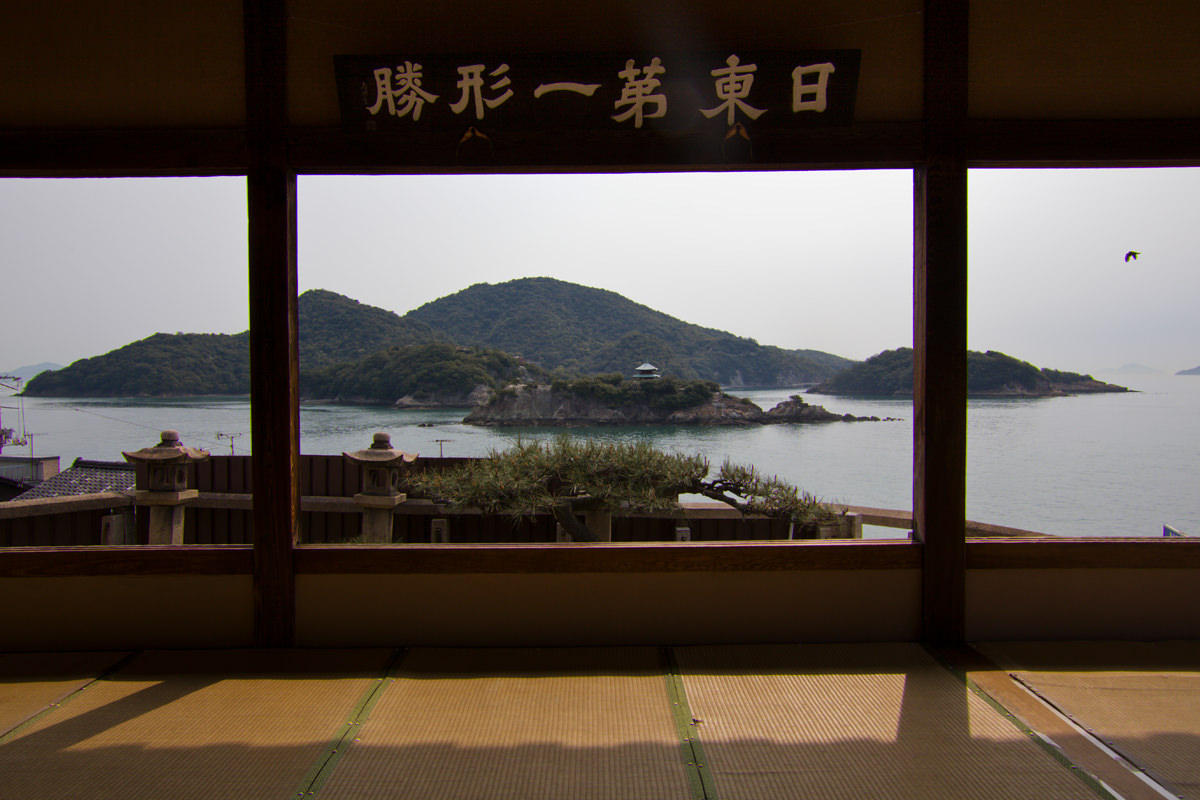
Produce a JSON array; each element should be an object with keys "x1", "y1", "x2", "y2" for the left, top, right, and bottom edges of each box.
[
  {"x1": 811, "y1": 348, "x2": 1129, "y2": 397},
  {"x1": 404, "y1": 277, "x2": 853, "y2": 387},
  {"x1": 297, "y1": 289, "x2": 438, "y2": 370},
  {"x1": 25, "y1": 281, "x2": 857, "y2": 397},
  {"x1": 25, "y1": 290, "x2": 440, "y2": 397},
  {"x1": 23, "y1": 332, "x2": 252, "y2": 397},
  {"x1": 303, "y1": 342, "x2": 542, "y2": 405}
]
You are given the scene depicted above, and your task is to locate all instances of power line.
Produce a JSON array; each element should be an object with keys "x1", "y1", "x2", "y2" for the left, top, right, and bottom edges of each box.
[{"x1": 66, "y1": 405, "x2": 164, "y2": 432}]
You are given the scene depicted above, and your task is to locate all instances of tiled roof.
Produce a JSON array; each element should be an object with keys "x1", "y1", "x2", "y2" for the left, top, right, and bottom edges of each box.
[{"x1": 13, "y1": 459, "x2": 135, "y2": 500}]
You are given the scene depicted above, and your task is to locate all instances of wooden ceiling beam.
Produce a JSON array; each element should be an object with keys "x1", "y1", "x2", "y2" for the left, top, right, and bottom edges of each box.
[
  {"x1": 0, "y1": 129, "x2": 248, "y2": 177},
  {"x1": 3, "y1": 117, "x2": 1199, "y2": 177}
]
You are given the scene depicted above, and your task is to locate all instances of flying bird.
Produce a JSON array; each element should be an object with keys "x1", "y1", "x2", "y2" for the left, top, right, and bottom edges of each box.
[{"x1": 1124, "y1": 250, "x2": 1141, "y2": 263}]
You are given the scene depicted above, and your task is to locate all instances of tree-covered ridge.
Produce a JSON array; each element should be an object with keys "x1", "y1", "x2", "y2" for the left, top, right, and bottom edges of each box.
[
  {"x1": 24, "y1": 290, "x2": 443, "y2": 397},
  {"x1": 302, "y1": 342, "x2": 542, "y2": 404},
  {"x1": 24, "y1": 332, "x2": 251, "y2": 397},
  {"x1": 404, "y1": 277, "x2": 854, "y2": 386},
  {"x1": 791, "y1": 348, "x2": 857, "y2": 374},
  {"x1": 549, "y1": 374, "x2": 721, "y2": 412},
  {"x1": 298, "y1": 289, "x2": 440, "y2": 370},
  {"x1": 811, "y1": 348, "x2": 1129, "y2": 397},
  {"x1": 24, "y1": 283, "x2": 856, "y2": 399}
]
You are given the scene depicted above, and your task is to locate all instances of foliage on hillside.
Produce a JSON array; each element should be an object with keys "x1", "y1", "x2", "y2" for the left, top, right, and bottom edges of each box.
[
  {"x1": 298, "y1": 289, "x2": 439, "y2": 369},
  {"x1": 811, "y1": 347, "x2": 1126, "y2": 396},
  {"x1": 792, "y1": 348, "x2": 858, "y2": 374},
  {"x1": 404, "y1": 277, "x2": 854, "y2": 386},
  {"x1": 302, "y1": 342, "x2": 540, "y2": 404},
  {"x1": 23, "y1": 283, "x2": 854, "y2": 398},
  {"x1": 24, "y1": 290, "x2": 441, "y2": 397},
  {"x1": 547, "y1": 374, "x2": 721, "y2": 412},
  {"x1": 24, "y1": 333, "x2": 251, "y2": 397}
]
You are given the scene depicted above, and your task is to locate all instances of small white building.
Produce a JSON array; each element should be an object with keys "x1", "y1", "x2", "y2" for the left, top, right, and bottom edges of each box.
[{"x1": 633, "y1": 362, "x2": 661, "y2": 379}]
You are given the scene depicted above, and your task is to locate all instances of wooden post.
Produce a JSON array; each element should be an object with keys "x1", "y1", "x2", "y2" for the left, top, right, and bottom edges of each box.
[
  {"x1": 245, "y1": 0, "x2": 298, "y2": 647},
  {"x1": 914, "y1": 0, "x2": 969, "y2": 644},
  {"x1": 584, "y1": 509, "x2": 613, "y2": 542}
]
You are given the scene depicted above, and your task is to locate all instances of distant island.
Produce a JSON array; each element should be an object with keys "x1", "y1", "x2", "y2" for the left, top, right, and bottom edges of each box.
[
  {"x1": 1, "y1": 362, "x2": 61, "y2": 382},
  {"x1": 21, "y1": 281, "x2": 1122, "y2": 405},
  {"x1": 406, "y1": 277, "x2": 855, "y2": 386},
  {"x1": 22, "y1": 290, "x2": 438, "y2": 398},
  {"x1": 464, "y1": 376, "x2": 894, "y2": 426},
  {"x1": 1178, "y1": 365, "x2": 1200, "y2": 376},
  {"x1": 23, "y1": 281, "x2": 853, "y2": 398},
  {"x1": 810, "y1": 348, "x2": 1129, "y2": 397}
]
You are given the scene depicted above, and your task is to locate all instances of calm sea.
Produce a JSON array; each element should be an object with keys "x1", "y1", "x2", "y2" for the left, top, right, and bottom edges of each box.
[{"x1": 5, "y1": 372, "x2": 1197, "y2": 539}]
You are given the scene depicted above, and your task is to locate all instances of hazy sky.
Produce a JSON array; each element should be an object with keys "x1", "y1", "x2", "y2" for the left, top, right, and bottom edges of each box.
[{"x1": 2, "y1": 167, "x2": 1197, "y2": 376}]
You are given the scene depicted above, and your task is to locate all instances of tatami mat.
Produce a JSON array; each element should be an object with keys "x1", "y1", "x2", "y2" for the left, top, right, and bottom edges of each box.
[
  {"x1": 675, "y1": 643, "x2": 1106, "y2": 800},
  {"x1": 316, "y1": 647, "x2": 690, "y2": 800},
  {"x1": 979, "y1": 641, "x2": 1200, "y2": 800},
  {"x1": 0, "y1": 648, "x2": 392, "y2": 800},
  {"x1": 0, "y1": 651, "x2": 129, "y2": 735},
  {"x1": 4, "y1": 643, "x2": 1191, "y2": 800}
]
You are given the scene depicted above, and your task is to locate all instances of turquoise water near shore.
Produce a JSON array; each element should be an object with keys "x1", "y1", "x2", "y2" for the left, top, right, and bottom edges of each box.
[{"x1": 6, "y1": 372, "x2": 1197, "y2": 538}]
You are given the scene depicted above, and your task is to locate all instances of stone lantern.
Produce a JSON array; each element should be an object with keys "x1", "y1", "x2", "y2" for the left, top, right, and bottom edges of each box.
[
  {"x1": 343, "y1": 432, "x2": 416, "y2": 543},
  {"x1": 122, "y1": 430, "x2": 209, "y2": 545}
]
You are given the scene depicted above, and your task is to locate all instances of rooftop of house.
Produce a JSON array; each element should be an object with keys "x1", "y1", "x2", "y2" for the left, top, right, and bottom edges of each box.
[
  {"x1": 12, "y1": 459, "x2": 135, "y2": 501},
  {"x1": 0, "y1": 475, "x2": 32, "y2": 501}
]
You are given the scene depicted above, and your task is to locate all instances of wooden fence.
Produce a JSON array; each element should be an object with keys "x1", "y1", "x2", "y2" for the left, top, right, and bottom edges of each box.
[
  {"x1": 0, "y1": 494, "x2": 134, "y2": 547},
  {"x1": 1, "y1": 455, "x2": 807, "y2": 546}
]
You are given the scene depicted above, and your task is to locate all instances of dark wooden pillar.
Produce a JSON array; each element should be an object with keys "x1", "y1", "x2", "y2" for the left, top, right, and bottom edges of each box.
[
  {"x1": 245, "y1": 0, "x2": 298, "y2": 646},
  {"x1": 914, "y1": 0, "x2": 968, "y2": 643}
]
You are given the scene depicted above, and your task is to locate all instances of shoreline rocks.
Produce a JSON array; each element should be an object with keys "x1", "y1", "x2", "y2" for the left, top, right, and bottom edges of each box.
[
  {"x1": 765, "y1": 395, "x2": 895, "y2": 423},
  {"x1": 463, "y1": 385, "x2": 894, "y2": 427}
]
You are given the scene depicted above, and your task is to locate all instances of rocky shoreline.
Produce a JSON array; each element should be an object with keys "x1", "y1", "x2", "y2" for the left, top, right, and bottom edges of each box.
[{"x1": 463, "y1": 386, "x2": 896, "y2": 427}]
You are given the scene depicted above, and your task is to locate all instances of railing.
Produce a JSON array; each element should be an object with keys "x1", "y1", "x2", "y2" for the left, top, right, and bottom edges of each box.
[
  {"x1": 0, "y1": 453, "x2": 1076, "y2": 546},
  {"x1": 0, "y1": 492, "x2": 826, "y2": 546},
  {"x1": 0, "y1": 492, "x2": 135, "y2": 546},
  {"x1": 1, "y1": 487, "x2": 1062, "y2": 547}
]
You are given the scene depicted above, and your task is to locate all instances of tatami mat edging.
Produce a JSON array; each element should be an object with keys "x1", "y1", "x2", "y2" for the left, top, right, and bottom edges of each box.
[
  {"x1": 294, "y1": 647, "x2": 409, "y2": 798},
  {"x1": 0, "y1": 651, "x2": 137, "y2": 745}
]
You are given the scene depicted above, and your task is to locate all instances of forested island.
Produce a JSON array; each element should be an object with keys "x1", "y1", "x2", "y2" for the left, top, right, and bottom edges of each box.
[
  {"x1": 22, "y1": 290, "x2": 439, "y2": 398},
  {"x1": 464, "y1": 376, "x2": 892, "y2": 426},
  {"x1": 809, "y1": 348, "x2": 1129, "y2": 397},
  {"x1": 304, "y1": 343, "x2": 544, "y2": 407},
  {"x1": 24, "y1": 281, "x2": 851, "y2": 398},
  {"x1": 1178, "y1": 364, "x2": 1200, "y2": 376},
  {"x1": 22, "y1": 280, "x2": 1124, "y2": 404},
  {"x1": 405, "y1": 277, "x2": 854, "y2": 386}
]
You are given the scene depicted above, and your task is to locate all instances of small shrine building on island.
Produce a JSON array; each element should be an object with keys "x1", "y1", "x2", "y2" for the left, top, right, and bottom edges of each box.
[{"x1": 633, "y1": 362, "x2": 661, "y2": 379}]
